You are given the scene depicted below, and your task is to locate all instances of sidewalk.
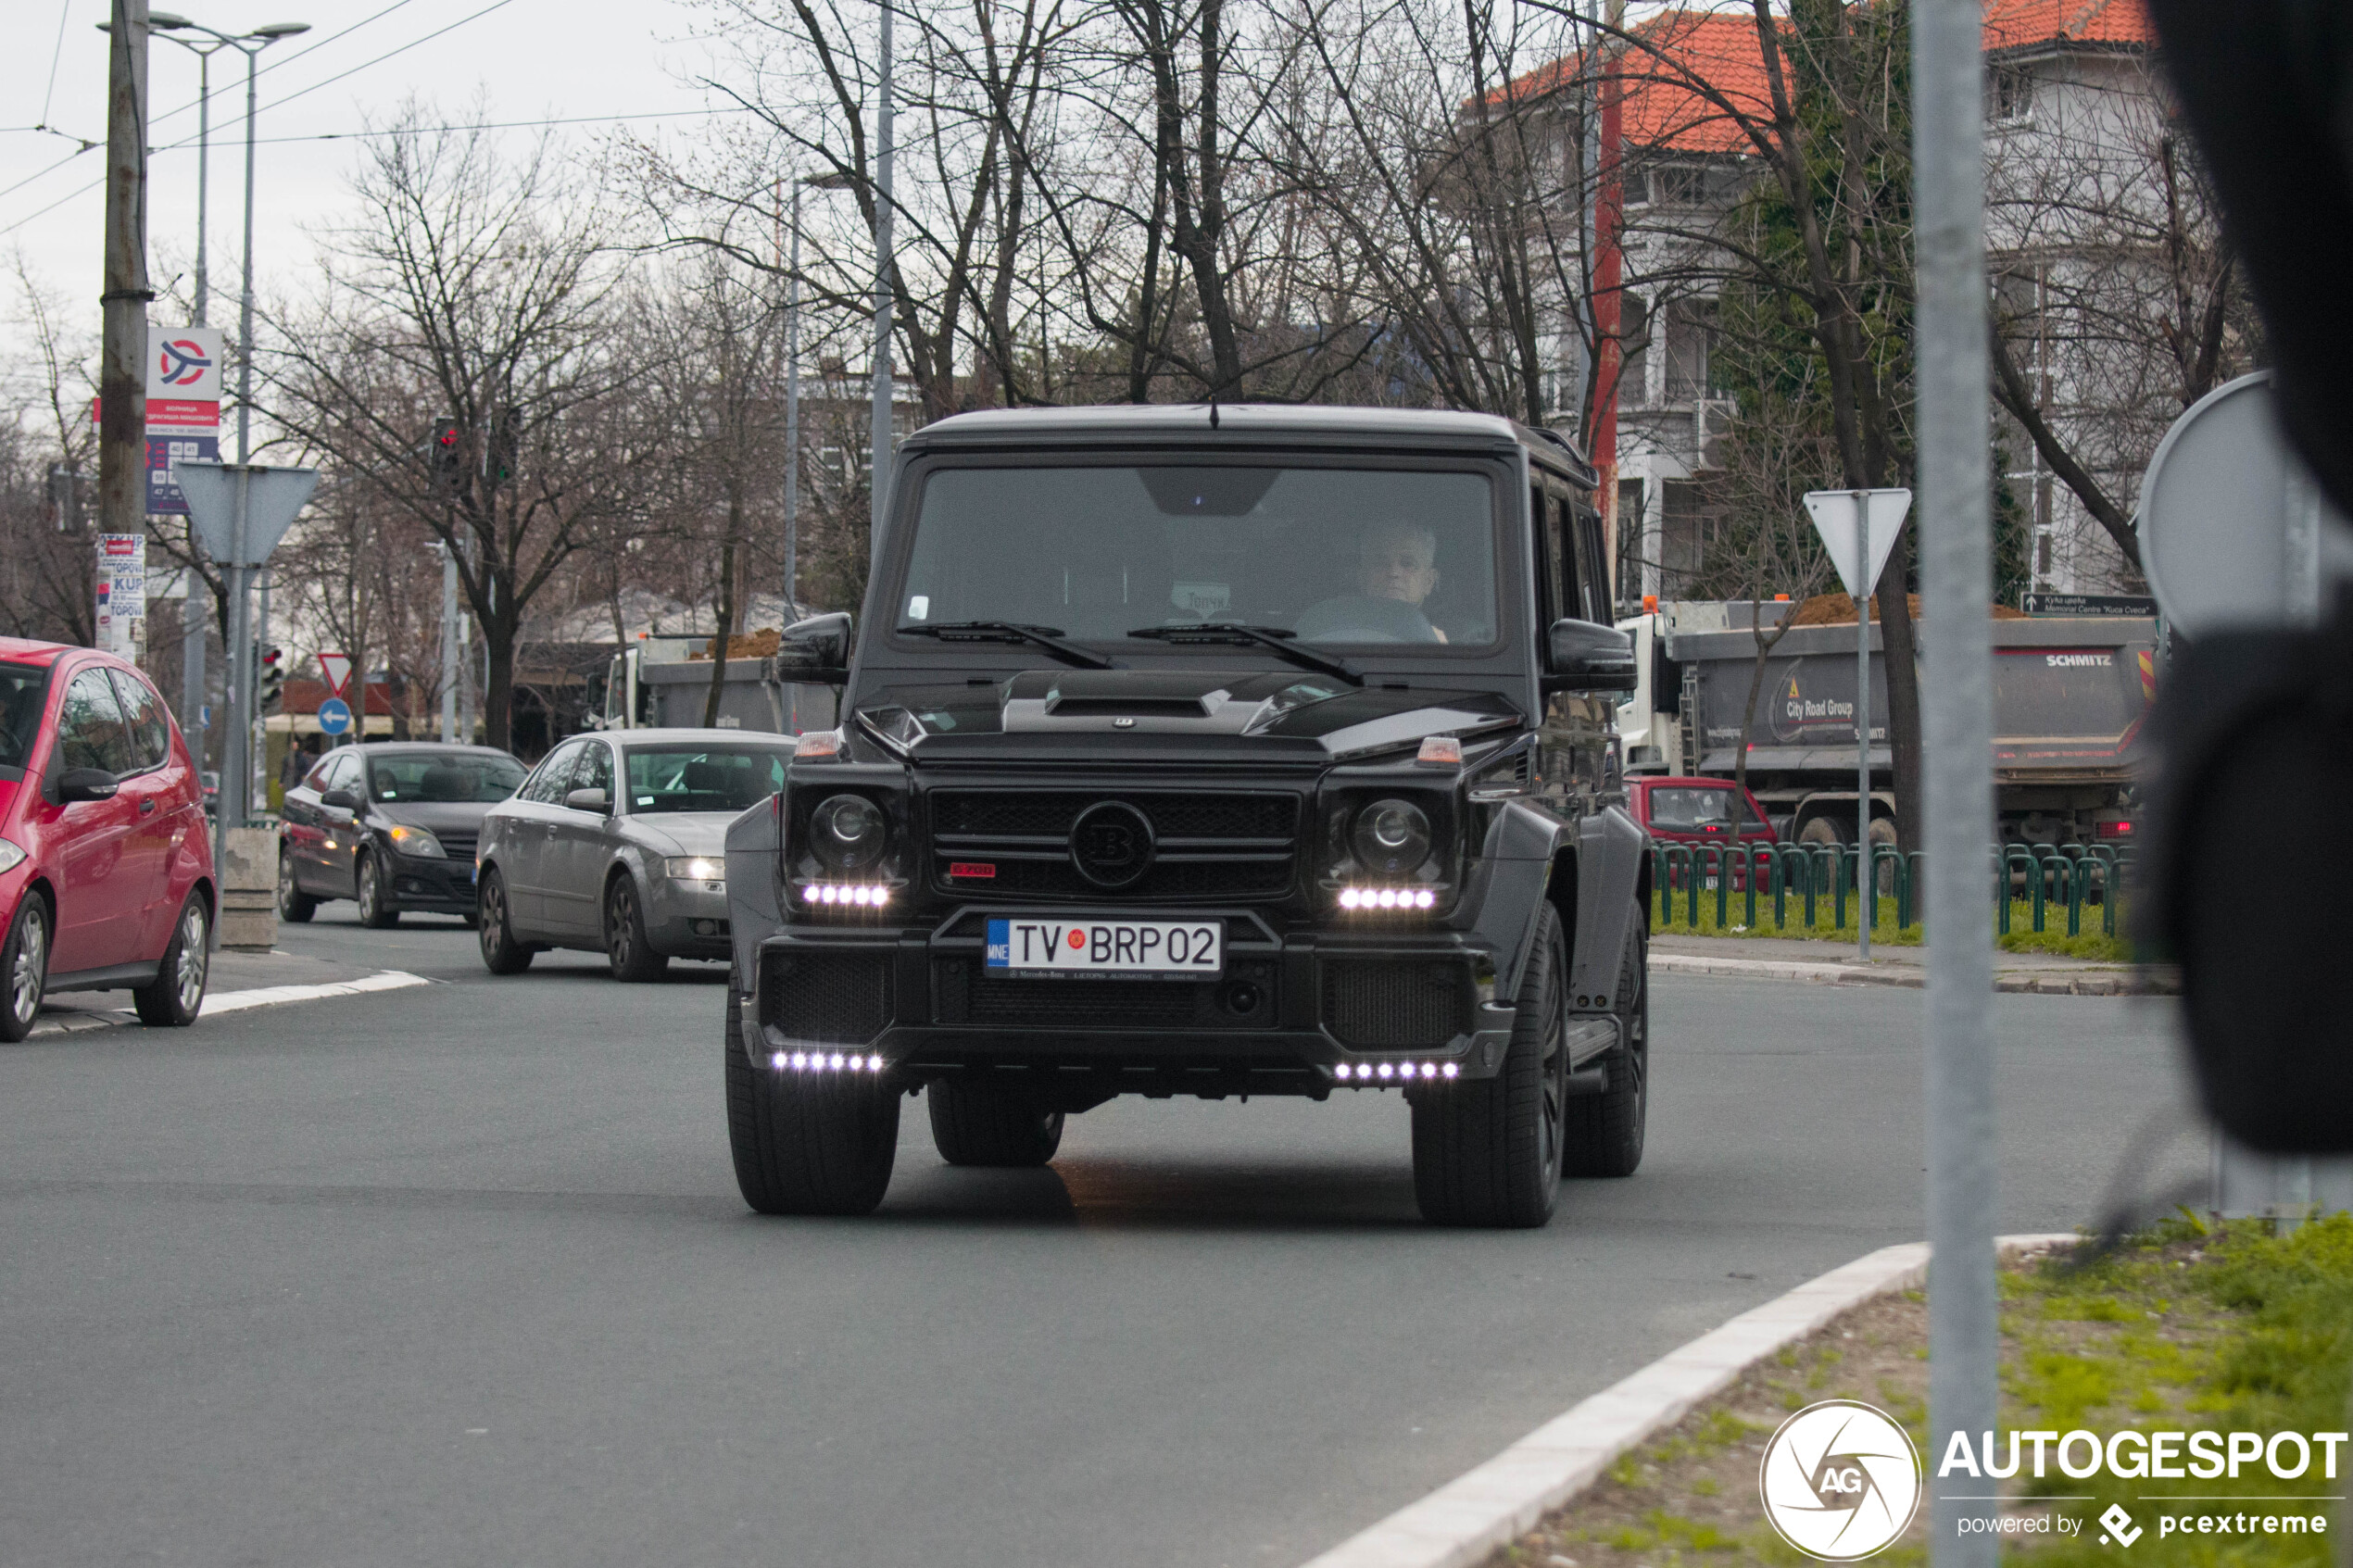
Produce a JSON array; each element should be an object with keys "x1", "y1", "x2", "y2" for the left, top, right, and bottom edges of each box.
[
  {"x1": 1651, "y1": 933, "x2": 2177, "y2": 996},
  {"x1": 32, "y1": 947, "x2": 429, "y2": 1037}
]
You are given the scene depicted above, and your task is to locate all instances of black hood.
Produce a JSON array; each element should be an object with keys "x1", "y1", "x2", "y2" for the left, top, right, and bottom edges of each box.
[{"x1": 853, "y1": 669, "x2": 1521, "y2": 766}]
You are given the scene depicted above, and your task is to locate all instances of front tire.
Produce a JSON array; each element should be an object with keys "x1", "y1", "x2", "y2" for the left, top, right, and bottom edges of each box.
[
  {"x1": 927, "y1": 1079, "x2": 1064, "y2": 1167},
  {"x1": 277, "y1": 847, "x2": 317, "y2": 922},
  {"x1": 357, "y1": 854, "x2": 399, "y2": 928},
  {"x1": 133, "y1": 892, "x2": 210, "y2": 1027},
  {"x1": 1565, "y1": 907, "x2": 1648, "y2": 1178},
  {"x1": 1411, "y1": 902, "x2": 1567, "y2": 1228},
  {"x1": 725, "y1": 983, "x2": 899, "y2": 1215},
  {"x1": 0, "y1": 893, "x2": 51, "y2": 1044},
  {"x1": 604, "y1": 875, "x2": 668, "y2": 982},
  {"x1": 476, "y1": 869, "x2": 534, "y2": 974}
]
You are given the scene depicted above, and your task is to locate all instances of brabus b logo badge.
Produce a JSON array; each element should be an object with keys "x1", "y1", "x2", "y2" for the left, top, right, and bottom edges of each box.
[
  {"x1": 1758, "y1": 1400, "x2": 1922, "y2": 1560},
  {"x1": 1068, "y1": 800, "x2": 1155, "y2": 888}
]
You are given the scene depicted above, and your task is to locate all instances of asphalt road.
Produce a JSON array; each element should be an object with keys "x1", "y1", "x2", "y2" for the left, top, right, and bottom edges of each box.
[{"x1": 0, "y1": 909, "x2": 2205, "y2": 1568}]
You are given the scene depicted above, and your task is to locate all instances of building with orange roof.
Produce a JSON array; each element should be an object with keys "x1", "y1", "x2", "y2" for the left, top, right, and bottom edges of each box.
[{"x1": 1514, "y1": 2, "x2": 2168, "y2": 605}]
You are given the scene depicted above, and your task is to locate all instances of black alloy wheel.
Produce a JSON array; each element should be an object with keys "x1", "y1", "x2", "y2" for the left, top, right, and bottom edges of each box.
[
  {"x1": 357, "y1": 853, "x2": 399, "y2": 929},
  {"x1": 0, "y1": 893, "x2": 50, "y2": 1044},
  {"x1": 1565, "y1": 906, "x2": 1648, "y2": 1178},
  {"x1": 132, "y1": 892, "x2": 210, "y2": 1026},
  {"x1": 604, "y1": 875, "x2": 668, "y2": 983},
  {"x1": 476, "y1": 869, "x2": 534, "y2": 974},
  {"x1": 724, "y1": 977, "x2": 899, "y2": 1215},
  {"x1": 1410, "y1": 901, "x2": 1568, "y2": 1228},
  {"x1": 277, "y1": 847, "x2": 317, "y2": 922}
]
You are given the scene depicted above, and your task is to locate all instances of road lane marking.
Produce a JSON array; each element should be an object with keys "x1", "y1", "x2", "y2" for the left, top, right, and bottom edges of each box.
[{"x1": 29, "y1": 971, "x2": 432, "y2": 1037}]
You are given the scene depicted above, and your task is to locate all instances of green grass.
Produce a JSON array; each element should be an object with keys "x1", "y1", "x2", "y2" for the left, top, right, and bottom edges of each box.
[
  {"x1": 1996, "y1": 1214, "x2": 2353, "y2": 1564},
  {"x1": 1649, "y1": 886, "x2": 2133, "y2": 962}
]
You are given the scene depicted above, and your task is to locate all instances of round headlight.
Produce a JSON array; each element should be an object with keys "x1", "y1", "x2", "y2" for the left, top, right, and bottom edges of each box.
[
  {"x1": 811, "y1": 794, "x2": 887, "y2": 871},
  {"x1": 1352, "y1": 798, "x2": 1431, "y2": 874}
]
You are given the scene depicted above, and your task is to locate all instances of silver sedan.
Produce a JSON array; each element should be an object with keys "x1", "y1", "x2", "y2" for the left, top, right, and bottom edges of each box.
[{"x1": 473, "y1": 728, "x2": 791, "y2": 981}]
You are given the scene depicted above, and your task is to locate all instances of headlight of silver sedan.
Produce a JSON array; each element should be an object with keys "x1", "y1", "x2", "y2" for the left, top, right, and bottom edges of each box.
[{"x1": 663, "y1": 856, "x2": 725, "y2": 890}]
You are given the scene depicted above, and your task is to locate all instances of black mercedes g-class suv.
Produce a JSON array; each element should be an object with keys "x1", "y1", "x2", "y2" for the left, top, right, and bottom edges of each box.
[{"x1": 723, "y1": 405, "x2": 1651, "y2": 1227}]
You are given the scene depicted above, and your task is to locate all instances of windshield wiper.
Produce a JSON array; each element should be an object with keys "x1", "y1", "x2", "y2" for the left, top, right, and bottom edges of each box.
[
  {"x1": 1125, "y1": 623, "x2": 1363, "y2": 685},
  {"x1": 895, "y1": 620, "x2": 1116, "y2": 670}
]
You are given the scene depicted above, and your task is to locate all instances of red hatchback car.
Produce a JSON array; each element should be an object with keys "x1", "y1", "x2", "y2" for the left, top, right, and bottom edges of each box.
[
  {"x1": 0, "y1": 638, "x2": 215, "y2": 1042},
  {"x1": 1629, "y1": 775, "x2": 1778, "y2": 887}
]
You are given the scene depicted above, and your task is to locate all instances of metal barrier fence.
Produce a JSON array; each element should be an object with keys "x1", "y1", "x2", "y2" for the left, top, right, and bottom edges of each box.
[{"x1": 1650, "y1": 840, "x2": 2135, "y2": 939}]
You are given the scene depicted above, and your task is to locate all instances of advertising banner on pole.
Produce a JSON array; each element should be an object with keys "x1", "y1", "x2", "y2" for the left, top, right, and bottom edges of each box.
[{"x1": 96, "y1": 533, "x2": 146, "y2": 656}]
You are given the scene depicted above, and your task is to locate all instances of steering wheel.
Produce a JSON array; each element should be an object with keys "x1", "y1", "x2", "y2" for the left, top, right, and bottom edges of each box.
[{"x1": 1291, "y1": 595, "x2": 1443, "y2": 644}]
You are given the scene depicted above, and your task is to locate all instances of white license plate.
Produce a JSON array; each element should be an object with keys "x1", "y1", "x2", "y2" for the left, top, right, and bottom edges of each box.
[{"x1": 985, "y1": 918, "x2": 1223, "y2": 978}]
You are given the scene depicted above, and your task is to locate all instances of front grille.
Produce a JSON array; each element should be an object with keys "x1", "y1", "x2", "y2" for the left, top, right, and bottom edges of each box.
[
  {"x1": 929, "y1": 790, "x2": 1298, "y2": 902},
  {"x1": 933, "y1": 957, "x2": 1277, "y2": 1030},
  {"x1": 761, "y1": 950, "x2": 892, "y2": 1044},
  {"x1": 436, "y1": 831, "x2": 478, "y2": 861},
  {"x1": 1322, "y1": 959, "x2": 1470, "y2": 1047}
]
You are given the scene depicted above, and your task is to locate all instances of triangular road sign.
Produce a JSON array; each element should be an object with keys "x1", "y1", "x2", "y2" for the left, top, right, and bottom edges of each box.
[
  {"x1": 1804, "y1": 489, "x2": 1914, "y2": 601},
  {"x1": 176, "y1": 459, "x2": 318, "y2": 568},
  {"x1": 318, "y1": 652, "x2": 353, "y2": 698}
]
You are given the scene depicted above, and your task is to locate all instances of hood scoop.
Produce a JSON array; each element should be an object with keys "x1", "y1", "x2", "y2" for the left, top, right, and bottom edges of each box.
[{"x1": 1046, "y1": 695, "x2": 1211, "y2": 719}]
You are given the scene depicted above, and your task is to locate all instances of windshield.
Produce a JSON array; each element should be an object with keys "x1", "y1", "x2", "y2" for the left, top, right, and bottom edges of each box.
[
  {"x1": 364, "y1": 752, "x2": 526, "y2": 803},
  {"x1": 899, "y1": 464, "x2": 1500, "y2": 648},
  {"x1": 624, "y1": 746, "x2": 788, "y2": 813},
  {"x1": 0, "y1": 662, "x2": 47, "y2": 780}
]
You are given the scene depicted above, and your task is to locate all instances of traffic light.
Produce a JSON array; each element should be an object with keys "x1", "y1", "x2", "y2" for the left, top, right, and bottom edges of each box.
[
  {"x1": 488, "y1": 408, "x2": 522, "y2": 484},
  {"x1": 258, "y1": 647, "x2": 285, "y2": 713},
  {"x1": 431, "y1": 419, "x2": 461, "y2": 488}
]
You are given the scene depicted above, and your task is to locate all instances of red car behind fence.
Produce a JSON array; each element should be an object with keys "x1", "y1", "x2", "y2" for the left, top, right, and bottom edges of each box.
[{"x1": 1629, "y1": 775, "x2": 1778, "y2": 891}]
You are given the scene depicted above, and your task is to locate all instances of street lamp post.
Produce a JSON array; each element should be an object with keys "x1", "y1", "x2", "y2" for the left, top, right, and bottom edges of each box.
[
  {"x1": 869, "y1": 8, "x2": 894, "y2": 570},
  {"x1": 143, "y1": 13, "x2": 308, "y2": 847},
  {"x1": 145, "y1": 13, "x2": 223, "y2": 764}
]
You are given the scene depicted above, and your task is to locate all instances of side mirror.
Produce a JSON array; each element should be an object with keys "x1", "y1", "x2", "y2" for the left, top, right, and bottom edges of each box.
[
  {"x1": 564, "y1": 787, "x2": 611, "y2": 814},
  {"x1": 774, "y1": 611, "x2": 853, "y2": 684},
  {"x1": 1543, "y1": 619, "x2": 1639, "y2": 694},
  {"x1": 321, "y1": 787, "x2": 361, "y2": 811},
  {"x1": 57, "y1": 767, "x2": 120, "y2": 803}
]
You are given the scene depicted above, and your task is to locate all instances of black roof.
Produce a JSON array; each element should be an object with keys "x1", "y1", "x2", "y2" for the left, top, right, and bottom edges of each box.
[{"x1": 903, "y1": 404, "x2": 1594, "y2": 483}]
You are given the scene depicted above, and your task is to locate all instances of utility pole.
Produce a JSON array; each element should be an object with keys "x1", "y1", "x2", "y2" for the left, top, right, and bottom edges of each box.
[
  {"x1": 786, "y1": 178, "x2": 802, "y2": 622},
  {"x1": 97, "y1": 0, "x2": 152, "y2": 571},
  {"x1": 868, "y1": 2, "x2": 894, "y2": 570},
  {"x1": 1916, "y1": 0, "x2": 1998, "y2": 1561}
]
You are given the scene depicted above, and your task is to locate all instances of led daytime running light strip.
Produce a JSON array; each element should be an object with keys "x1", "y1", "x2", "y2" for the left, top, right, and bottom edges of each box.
[
  {"x1": 771, "y1": 1049, "x2": 888, "y2": 1073},
  {"x1": 802, "y1": 884, "x2": 892, "y2": 907},
  {"x1": 1338, "y1": 886, "x2": 1437, "y2": 910},
  {"x1": 1334, "y1": 1060, "x2": 1458, "y2": 1082}
]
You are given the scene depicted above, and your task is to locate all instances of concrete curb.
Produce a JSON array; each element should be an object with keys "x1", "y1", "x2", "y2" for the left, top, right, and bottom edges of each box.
[
  {"x1": 30, "y1": 970, "x2": 432, "y2": 1038},
  {"x1": 1296, "y1": 1232, "x2": 2080, "y2": 1568},
  {"x1": 1650, "y1": 952, "x2": 2177, "y2": 997}
]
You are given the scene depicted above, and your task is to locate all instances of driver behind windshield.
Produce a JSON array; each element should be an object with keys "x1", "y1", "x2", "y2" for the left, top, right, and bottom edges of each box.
[{"x1": 1294, "y1": 520, "x2": 1449, "y2": 644}]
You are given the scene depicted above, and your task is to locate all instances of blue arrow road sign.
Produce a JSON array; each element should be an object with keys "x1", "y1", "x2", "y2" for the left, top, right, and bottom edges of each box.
[{"x1": 316, "y1": 696, "x2": 353, "y2": 735}]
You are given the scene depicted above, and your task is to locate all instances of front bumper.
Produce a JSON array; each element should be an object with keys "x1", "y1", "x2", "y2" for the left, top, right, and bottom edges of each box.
[
  {"x1": 647, "y1": 874, "x2": 733, "y2": 959},
  {"x1": 743, "y1": 907, "x2": 1517, "y2": 1098},
  {"x1": 385, "y1": 853, "x2": 477, "y2": 911}
]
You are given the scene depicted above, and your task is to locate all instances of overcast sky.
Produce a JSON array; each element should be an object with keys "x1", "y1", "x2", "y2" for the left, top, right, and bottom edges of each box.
[{"x1": 2, "y1": 0, "x2": 750, "y2": 384}]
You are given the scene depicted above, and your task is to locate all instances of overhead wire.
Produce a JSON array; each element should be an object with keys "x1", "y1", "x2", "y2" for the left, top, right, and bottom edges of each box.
[
  {"x1": 0, "y1": 0, "x2": 532, "y2": 234},
  {"x1": 2, "y1": 0, "x2": 429, "y2": 207},
  {"x1": 38, "y1": 0, "x2": 73, "y2": 131}
]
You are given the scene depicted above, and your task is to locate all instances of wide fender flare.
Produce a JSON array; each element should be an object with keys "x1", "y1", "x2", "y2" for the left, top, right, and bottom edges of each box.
[
  {"x1": 724, "y1": 797, "x2": 785, "y2": 985},
  {"x1": 1476, "y1": 802, "x2": 1647, "y2": 1014},
  {"x1": 1565, "y1": 803, "x2": 1647, "y2": 1014}
]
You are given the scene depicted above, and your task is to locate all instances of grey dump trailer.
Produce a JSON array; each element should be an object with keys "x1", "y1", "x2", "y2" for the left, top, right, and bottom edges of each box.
[
  {"x1": 1615, "y1": 603, "x2": 2154, "y2": 849},
  {"x1": 597, "y1": 640, "x2": 840, "y2": 735}
]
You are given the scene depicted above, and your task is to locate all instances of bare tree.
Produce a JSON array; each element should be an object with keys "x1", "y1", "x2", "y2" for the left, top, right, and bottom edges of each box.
[{"x1": 265, "y1": 112, "x2": 657, "y2": 749}]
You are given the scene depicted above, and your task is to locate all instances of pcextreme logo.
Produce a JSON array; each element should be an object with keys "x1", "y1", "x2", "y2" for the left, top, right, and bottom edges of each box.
[{"x1": 1758, "y1": 1400, "x2": 1923, "y2": 1561}]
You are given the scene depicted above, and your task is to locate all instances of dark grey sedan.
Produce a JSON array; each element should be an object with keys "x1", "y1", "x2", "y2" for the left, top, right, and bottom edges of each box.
[{"x1": 473, "y1": 729, "x2": 790, "y2": 980}]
